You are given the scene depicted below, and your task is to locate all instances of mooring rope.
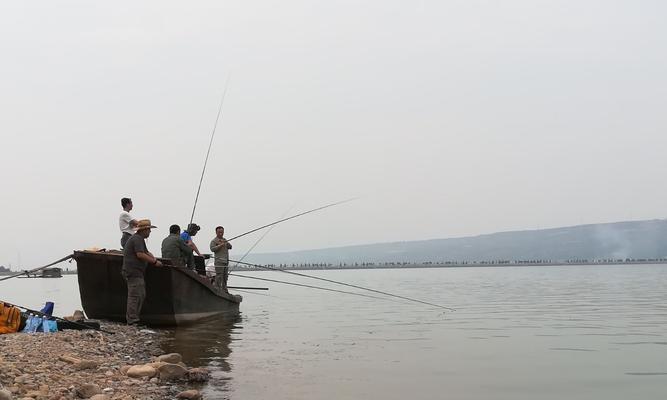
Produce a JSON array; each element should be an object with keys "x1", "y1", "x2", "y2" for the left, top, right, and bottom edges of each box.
[{"x1": 0, "y1": 254, "x2": 74, "y2": 282}]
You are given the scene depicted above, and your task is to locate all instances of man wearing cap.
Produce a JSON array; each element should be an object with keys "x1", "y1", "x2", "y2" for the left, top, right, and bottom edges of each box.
[
  {"x1": 181, "y1": 223, "x2": 203, "y2": 257},
  {"x1": 122, "y1": 219, "x2": 162, "y2": 325},
  {"x1": 161, "y1": 224, "x2": 195, "y2": 268},
  {"x1": 119, "y1": 197, "x2": 137, "y2": 248}
]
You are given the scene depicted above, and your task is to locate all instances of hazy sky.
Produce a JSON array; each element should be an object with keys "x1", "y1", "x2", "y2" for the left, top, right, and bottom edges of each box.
[{"x1": 1, "y1": 1, "x2": 666, "y2": 268}]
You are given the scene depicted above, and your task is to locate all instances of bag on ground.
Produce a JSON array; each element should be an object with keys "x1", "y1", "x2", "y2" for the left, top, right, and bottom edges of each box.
[{"x1": 0, "y1": 302, "x2": 22, "y2": 334}]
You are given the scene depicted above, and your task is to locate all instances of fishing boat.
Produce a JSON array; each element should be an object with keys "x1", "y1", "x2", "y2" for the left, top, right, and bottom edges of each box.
[
  {"x1": 18, "y1": 267, "x2": 63, "y2": 279},
  {"x1": 73, "y1": 250, "x2": 242, "y2": 326}
]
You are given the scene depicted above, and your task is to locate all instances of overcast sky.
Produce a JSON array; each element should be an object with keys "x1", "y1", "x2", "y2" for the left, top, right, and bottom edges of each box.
[{"x1": 1, "y1": 1, "x2": 665, "y2": 268}]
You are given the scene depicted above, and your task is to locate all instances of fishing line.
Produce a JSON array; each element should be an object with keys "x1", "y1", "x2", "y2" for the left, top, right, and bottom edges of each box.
[
  {"x1": 230, "y1": 260, "x2": 456, "y2": 311},
  {"x1": 231, "y1": 273, "x2": 399, "y2": 302}
]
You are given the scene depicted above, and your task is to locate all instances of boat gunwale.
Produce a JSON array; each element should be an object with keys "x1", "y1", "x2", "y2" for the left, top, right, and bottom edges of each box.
[{"x1": 72, "y1": 250, "x2": 241, "y2": 304}]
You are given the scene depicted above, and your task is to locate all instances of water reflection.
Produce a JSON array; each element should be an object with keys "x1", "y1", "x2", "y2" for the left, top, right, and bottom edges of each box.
[{"x1": 161, "y1": 314, "x2": 242, "y2": 375}]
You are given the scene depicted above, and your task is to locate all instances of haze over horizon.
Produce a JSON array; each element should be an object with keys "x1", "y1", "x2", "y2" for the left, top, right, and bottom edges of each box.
[{"x1": 1, "y1": 1, "x2": 666, "y2": 267}]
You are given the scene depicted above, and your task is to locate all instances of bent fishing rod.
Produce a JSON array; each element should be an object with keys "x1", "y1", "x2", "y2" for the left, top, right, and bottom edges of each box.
[
  {"x1": 230, "y1": 259, "x2": 455, "y2": 311},
  {"x1": 227, "y1": 198, "x2": 357, "y2": 242},
  {"x1": 233, "y1": 204, "x2": 295, "y2": 267},
  {"x1": 190, "y1": 75, "x2": 231, "y2": 225}
]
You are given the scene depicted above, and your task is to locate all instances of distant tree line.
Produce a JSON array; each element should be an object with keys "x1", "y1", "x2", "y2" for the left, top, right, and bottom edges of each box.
[{"x1": 236, "y1": 258, "x2": 667, "y2": 271}]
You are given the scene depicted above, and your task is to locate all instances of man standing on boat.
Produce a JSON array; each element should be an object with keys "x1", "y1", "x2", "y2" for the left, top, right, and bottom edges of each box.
[
  {"x1": 181, "y1": 223, "x2": 203, "y2": 257},
  {"x1": 119, "y1": 197, "x2": 137, "y2": 248},
  {"x1": 122, "y1": 219, "x2": 162, "y2": 325},
  {"x1": 210, "y1": 226, "x2": 232, "y2": 291},
  {"x1": 161, "y1": 224, "x2": 195, "y2": 268}
]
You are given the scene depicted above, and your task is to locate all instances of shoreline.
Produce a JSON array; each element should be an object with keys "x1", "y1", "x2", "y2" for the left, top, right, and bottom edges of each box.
[
  {"x1": 3, "y1": 259, "x2": 666, "y2": 278},
  {"x1": 0, "y1": 323, "x2": 207, "y2": 400}
]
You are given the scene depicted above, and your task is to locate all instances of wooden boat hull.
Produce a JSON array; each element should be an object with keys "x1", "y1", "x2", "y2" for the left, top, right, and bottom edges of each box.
[{"x1": 73, "y1": 250, "x2": 241, "y2": 326}]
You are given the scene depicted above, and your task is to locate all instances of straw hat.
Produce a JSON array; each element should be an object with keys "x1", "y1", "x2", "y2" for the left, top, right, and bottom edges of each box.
[{"x1": 135, "y1": 219, "x2": 157, "y2": 231}]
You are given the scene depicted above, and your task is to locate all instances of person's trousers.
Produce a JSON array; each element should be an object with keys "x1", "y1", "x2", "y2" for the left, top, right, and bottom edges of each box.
[
  {"x1": 123, "y1": 274, "x2": 146, "y2": 324},
  {"x1": 120, "y1": 232, "x2": 132, "y2": 248},
  {"x1": 214, "y1": 263, "x2": 229, "y2": 290}
]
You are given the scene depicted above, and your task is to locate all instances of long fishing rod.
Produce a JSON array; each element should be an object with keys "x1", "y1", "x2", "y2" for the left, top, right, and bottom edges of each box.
[
  {"x1": 0, "y1": 254, "x2": 73, "y2": 282},
  {"x1": 234, "y1": 204, "x2": 295, "y2": 266},
  {"x1": 231, "y1": 273, "x2": 399, "y2": 302},
  {"x1": 227, "y1": 198, "x2": 357, "y2": 242},
  {"x1": 230, "y1": 259, "x2": 456, "y2": 311},
  {"x1": 190, "y1": 75, "x2": 231, "y2": 225}
]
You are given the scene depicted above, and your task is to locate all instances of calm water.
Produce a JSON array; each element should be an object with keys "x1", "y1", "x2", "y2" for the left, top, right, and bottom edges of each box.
[{"x1": 3, "y1": 265, "x2": 667, "y2": 399}]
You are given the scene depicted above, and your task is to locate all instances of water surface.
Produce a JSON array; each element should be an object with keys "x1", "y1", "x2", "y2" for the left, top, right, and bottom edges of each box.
[{"x1": 3, "y1": 264, "x2": 667, "y2": 399}]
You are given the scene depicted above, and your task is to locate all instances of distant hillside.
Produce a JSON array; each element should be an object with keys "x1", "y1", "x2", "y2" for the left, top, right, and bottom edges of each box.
[{"x1": 241, "y1": 219, "x2": 667, "y2": 265}]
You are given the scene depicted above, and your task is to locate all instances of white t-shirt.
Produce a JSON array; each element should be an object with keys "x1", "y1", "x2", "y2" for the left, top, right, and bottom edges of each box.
[{"x1": 119, "y1": 211, "x2": 134, "y2": 235}]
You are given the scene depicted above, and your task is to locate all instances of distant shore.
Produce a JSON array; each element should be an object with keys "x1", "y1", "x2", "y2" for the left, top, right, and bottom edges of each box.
[
  {"x1": 238, "y1": 259, "x2": 667, "y2": 271},
  {"x1": 2, "y1": 259, "x2": 666, "y2": 276}
]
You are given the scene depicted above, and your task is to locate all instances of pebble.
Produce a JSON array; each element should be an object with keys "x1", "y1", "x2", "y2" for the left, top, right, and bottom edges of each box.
[
  {"x1": 0, "y1": 323, "x2": 205, "y2": 399},
  {"x1": 176, "y1": 389, "x2": 202, "y2": 399},
  {"x1": 157, "y1": 363, "x2": 187, "y2": 381},
  {"x1": 126, "y1": 365, "x2": 157, "y2": 378},
  {"x1": 157, "y1": 353, "x2": 182, "y2": 364}
]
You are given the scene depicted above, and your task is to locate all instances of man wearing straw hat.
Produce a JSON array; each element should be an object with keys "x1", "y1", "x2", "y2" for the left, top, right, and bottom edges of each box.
[{"x1": 122, "y1": 219, "x2": 162, "y2": 325}]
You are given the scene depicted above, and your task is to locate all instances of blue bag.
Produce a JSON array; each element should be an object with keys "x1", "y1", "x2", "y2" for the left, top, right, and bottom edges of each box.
[{"x1": 40, "y1": 302, "x2": 54, "y2": 317}]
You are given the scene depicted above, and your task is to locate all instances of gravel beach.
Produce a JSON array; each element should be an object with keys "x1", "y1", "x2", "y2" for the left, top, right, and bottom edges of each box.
[{"x1": 0, "y1": 323, "x2": 208, "y2": 400}]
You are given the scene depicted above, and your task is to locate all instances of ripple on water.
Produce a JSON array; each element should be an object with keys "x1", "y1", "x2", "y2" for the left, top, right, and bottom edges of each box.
[{"x1": 549, "y1": 347, "x2": 598, "y2": 352}]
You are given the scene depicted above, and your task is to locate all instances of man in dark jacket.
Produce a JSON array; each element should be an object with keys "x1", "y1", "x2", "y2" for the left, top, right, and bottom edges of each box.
[{"x1": 161, "y1": 224, "x2": 194, "y2": 268}]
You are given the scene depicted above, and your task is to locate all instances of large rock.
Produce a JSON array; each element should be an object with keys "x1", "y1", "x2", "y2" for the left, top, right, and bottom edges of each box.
[
  {"x1": 156, "y1": 353, "x2": 182, "y2": 364},
  {"x1": 126, "y1": 365, "x2": 157, "y2": 378},
  {"x1": 176, "y1": 390, "x2": 201, "y2": 400},
  {"x1": 65, "y1": 310, "x2": 85, "y2": 322},
  {"x1": 157, "y1": 363, "x2": 187, "y2": 381},
  {"x1": 145, "y1": 361, "x2": 166, "y2": 370},
  {"x1": 89, "y1": 395, "x2": 110, "y2": 400},
  {"x1": 76, "y1": 383, "x2": 102, "y2": 398},
  {"x1": 0, "y1": 388, "x2": 12, "y2": 400}
]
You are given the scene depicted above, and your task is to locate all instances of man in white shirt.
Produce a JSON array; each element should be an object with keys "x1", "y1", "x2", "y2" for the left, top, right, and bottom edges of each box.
[{"x1": 119, "y1": 197, "x2": 137, "y2": 248}]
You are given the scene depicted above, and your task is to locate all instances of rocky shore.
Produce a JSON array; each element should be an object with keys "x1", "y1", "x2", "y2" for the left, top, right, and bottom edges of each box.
[{"x1": 0, "y1": 324, "x2": 208, "y2": 400}]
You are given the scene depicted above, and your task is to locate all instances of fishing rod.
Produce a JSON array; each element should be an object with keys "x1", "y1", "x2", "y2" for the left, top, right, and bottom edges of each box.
[
  {"x1": 233, "y1": 204, "x2": 295, "y2": 267},
  {"x1": 230, "y1": 259, "x2": 456, "y2": 311},
  {"x1": 231, "y1": 288, "x2": 274, "y2": 297},
  {"x1": 227, "y1": 198, "x2": 357, "y2": 242},
  {"x1": 227, "y1": 286, "x2": 268, "y2": 290},
  {"x1": 2, "y1": 300, "x2": 114, "y2": 334},
  {"x1": 0, "y1": 254, "x2": 73, "y2": 282},
  {"x1": 190, "y1": 75, "x2": 231, "y2": 225},
  {"x1": 231, "y1": 273, "x2": 399, "y2": 302}
]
